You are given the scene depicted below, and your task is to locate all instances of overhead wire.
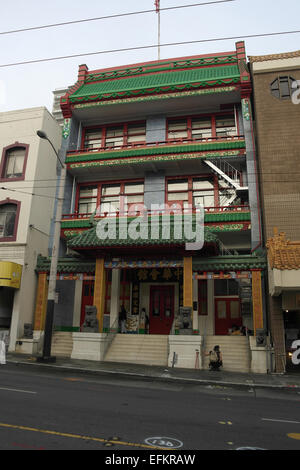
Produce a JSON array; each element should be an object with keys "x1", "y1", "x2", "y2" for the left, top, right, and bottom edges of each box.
[
  {"x1": 1, "y1": 29, "x2": 300, "y2": 68},
  {"x1": 0, "y1": 1, "x2": 235, "y2": 36}
]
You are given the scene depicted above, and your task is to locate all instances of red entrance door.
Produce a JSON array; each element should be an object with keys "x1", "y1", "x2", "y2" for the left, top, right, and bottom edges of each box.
[
  {"x1": 80, "y1": 280, "x2": 94, "y2": 328},
  {"x1": 215, "y1": 298, "x2": 242, "y2": 335},
  {"x1": 149, "y1": 286, "x2": 174, "y2": 335}
]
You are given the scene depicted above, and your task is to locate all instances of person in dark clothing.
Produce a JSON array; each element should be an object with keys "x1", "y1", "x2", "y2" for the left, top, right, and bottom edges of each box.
[
  {"x1": 207, "y1": 345, "x2": 223, "y2": 371},
  {"x1": 119, "y1": 305, "x2": 127, "y2": 333}
]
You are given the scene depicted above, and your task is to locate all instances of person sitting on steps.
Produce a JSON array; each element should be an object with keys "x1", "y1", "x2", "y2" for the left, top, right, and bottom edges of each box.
[{"x1": 206, "y1": 345, "x2": 223, "y2": 371}]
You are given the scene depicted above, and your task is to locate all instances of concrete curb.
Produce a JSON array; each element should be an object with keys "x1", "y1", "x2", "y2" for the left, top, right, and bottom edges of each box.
[{"x1": 6, "y1": 357, "x2": 300, "y2": 392}]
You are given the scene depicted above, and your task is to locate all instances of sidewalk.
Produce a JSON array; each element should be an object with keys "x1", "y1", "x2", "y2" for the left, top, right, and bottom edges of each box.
[{"x1": 5, "y1": 352, "x2": 300, "y2": 391}]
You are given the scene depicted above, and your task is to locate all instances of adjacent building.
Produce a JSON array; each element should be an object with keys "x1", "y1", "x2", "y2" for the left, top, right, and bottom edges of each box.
[
  {"x1": 33, "y1": 42, "x2": 268, "y2": 372},
  {"x1": 0, "y1": 107, "x2": 61, "y2": 352},
  {"x1": 250, "y1": 50, "x2": 300, "y2": 372}
]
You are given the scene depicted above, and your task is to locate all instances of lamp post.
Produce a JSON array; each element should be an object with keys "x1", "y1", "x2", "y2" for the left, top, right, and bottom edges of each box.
[{"x1": 36, "y1": 130, "x2": 66, "y2": 363}]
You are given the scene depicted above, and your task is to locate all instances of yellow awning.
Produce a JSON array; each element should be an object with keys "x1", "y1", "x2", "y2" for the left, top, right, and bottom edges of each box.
[{"x1": 0, "y1": 261, "x2": 22, "y2": 288}]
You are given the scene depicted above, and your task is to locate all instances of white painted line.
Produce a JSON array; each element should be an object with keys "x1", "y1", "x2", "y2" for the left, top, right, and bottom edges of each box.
[
  {"x1": 262, "y1": 418, "x2": 300, "y2": 425},
  {"x1": 0, "y1": 387, "x2": 36, "y2": 395}
]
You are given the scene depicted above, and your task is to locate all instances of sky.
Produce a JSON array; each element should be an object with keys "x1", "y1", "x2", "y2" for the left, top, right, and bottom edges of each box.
[{"x1": 0, "y1": 0, "x2": 300, "y2": 113}]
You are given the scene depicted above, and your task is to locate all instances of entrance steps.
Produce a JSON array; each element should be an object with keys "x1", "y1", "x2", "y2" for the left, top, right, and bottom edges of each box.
[
  {"x1": 51, "y1": 331, "x2": 73, "y2": 357},
  {"x1": 202, "y1": 335, "x2": 251, "y2": 373},
  {"x1": 105, "y1": 334, "x2": 168, "y2": 366}
]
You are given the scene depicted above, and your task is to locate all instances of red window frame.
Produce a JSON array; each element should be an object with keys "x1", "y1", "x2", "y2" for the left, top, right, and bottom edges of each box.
[
  {"x1": 81, "y1": 121, "x2": 146, "y2": 151},
  {"x1": 0, "y1": 199, "x2": 21, "y2": 242},
  {"x1": 0, "y1": 143, "x2": 29, "y2": 182},
  {"x1": 166, "y1": 109, "x2": 239, "y2": 143},
  {"x1": 165, "y1": 174, "x2": 219, "y2": 209},
  {"x1": 75, "y1": 178, "x2": 145, "y2": 216}
]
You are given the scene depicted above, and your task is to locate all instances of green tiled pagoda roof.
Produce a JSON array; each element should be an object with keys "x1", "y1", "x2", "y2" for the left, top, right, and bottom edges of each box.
[
  {"x1": 69, "y1": 65, "x2": 240, "y2": 103},
  {"x1": 193, "y1": 254, "x2": 267, "y2": 271},
  {"x1": 67, "y1": 222, "x2": 218, "y2": 249}
]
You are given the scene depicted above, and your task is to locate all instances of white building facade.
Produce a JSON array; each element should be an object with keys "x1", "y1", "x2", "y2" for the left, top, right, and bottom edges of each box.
[{"x1": 0, "y1": 107, "x2": 61, "y2": 351}]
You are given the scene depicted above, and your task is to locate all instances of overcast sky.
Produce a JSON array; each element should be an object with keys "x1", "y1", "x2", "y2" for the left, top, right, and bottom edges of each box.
[{"x1": 1, "y1": 0, "x2": 300, "y2": 113}]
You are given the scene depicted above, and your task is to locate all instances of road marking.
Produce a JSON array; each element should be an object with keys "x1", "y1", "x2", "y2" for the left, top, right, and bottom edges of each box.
[
  {"x1": 288, "y1": 433, "x2": 300, "y2": 441},
  {"x1": 0, "y1": 387, "x2": 36, "y2": 395},
  {"x1": 262, "y1": 418, "x2": 300, "y2": 424},
  {"x1": 0, "y1": 422, "x2": 170, "y2": 450},
  {"x1": 144, "y1": 437, "x2": 183, "y2": 449}
]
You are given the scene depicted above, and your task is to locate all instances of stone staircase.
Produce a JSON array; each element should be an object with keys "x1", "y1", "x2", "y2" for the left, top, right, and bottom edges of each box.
[
  {"x1": 202, "y1": 335, "x2": 251, "y2": 373},
  {"x1": 104, "y1": 334, "x2": 168, "y2": 366},
  {"x1": 51, "y1": 331, "x2": 73, "y2": 357}
]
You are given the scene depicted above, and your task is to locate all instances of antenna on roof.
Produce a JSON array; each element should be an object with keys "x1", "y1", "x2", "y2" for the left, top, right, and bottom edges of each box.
[{"x1": 155, "y1": 0, "x2": 161, "y2": 60}]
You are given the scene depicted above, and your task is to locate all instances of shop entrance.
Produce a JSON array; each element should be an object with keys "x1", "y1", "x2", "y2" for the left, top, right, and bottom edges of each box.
[
  {"x1": 149, "y1": 285, "x2": 174, "y2": 335},
  {"x1": 80, "y1": 280, "x2": 94, "y2": 328},
  {"x1": 215, "y1": 298, "x2": 242, "y2": 335}
]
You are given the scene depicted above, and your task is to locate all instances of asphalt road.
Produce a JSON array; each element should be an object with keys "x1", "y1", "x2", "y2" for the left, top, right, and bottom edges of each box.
[{"x1": 0, "y1": 363, "x2": 299, "y2": 453}]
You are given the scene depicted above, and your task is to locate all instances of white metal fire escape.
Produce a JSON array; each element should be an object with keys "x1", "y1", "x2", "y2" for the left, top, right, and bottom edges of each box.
[{"x1": 204, "y1": 158, "x2": 248, "y2": 207}]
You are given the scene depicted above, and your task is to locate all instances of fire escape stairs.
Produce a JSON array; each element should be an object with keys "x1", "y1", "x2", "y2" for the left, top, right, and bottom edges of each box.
[{"x1": 204, "y1": 158, "x2": 248, "y2": 207}]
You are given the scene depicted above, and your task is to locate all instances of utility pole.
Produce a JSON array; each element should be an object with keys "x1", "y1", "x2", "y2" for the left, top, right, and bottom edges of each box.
[{"x1": 36, "y1": 130, "x2": 65, "y2": 363}]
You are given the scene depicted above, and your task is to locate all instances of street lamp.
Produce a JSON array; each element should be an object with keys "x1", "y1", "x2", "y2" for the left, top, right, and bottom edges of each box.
[{"x1": 36, "y1": 130, "x2": 66, "y2": 363}]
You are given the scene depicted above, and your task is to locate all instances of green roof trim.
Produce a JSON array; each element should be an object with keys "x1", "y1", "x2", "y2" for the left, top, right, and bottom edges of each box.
[
  {"x1": 69, "y1": 65, "x2": 240, "y2": 103},
  {"x1": 193, "y1": 254, "x2": 267, "y2": 271},
  {"x1": 66, "y1": 140, "x2": 245, "y2": 164},
  {"x1": 36, "y1": 253, "x2": 266, "y2": 274},
  {"x1": 61, "y1": 212, "x2": 251, "y2": 230},
  {"x1": 86, "y1": 55, "x2": 238, "y2": 83},
  {"x1": 73, "y1": 87, "x2": 238, "y2": 110}
]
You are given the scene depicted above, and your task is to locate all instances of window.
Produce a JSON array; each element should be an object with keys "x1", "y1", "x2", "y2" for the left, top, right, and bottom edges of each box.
[
  {"x1": 82, "y1": 122, "x2": 146, "y2": 150},
  {"x1": 192, "y1": 178, "x2": 214, "y2": 207},
  {"x1": 215, "y1": 279, "x2": 239, "y2": 296},
  {"x1": 78, "y1": 185, "x2": 97, "y2": 214},
  {"x1": 83, "y1": 129, "x2": 103, "y2": 151},
  {"x1": 215, "y1": 115, "x2": 236, "y2": 137},
  {"x1": 127, "y1": 124, "x2": 147, "y2": 145},
  {"x1": 167, "y1": 120, "x2": 188, "y2": 140},
  {"x1": 191, "y1": 117, "x2": 212, "y2": 139},
  {"x1": 0, "y1": 202, "x2": 19, "y2": 240},
  {"x1": 76, "y1": 179, "x2": 145, "y2": 216},
  {"x1": 100, "y1": 184, "x2": 120, "y2": 215},
  {"x1": 167, "y1": 112, "x2": 236, "y2": 142},
  {"x1": 105, "y1": 127, "x2": 123, "y2": 149},
  {"x1": 0, "y1": 144, "x2": 28, "y2": 181},
  {"x1": 167, "y1": 176, "x2": 215, "y2": 209},
  {"x1": 271, "y1": 76, "x2": 295, "y2": 100}
]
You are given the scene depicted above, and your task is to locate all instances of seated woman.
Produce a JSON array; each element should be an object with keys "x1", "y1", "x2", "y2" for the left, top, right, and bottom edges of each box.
[{"x1": 206, "y1": 345, "x2": 223, "y2": 371}]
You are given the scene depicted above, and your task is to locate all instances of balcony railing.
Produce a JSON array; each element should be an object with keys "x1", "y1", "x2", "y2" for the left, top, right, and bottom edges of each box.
[
  {"x1": 66, "y1": 135, "x2": 245, "y2": 156},
  {"x1": 62, "y1": 205, "x2": 250, "y2": 221}
]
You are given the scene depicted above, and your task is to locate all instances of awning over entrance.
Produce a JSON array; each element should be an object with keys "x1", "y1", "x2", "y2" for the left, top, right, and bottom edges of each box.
[{"x1": 0, "y1": 261, "x2": 22, "y2": 288}]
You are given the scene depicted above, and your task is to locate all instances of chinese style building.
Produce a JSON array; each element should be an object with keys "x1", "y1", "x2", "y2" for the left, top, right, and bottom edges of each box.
[
  {"x1": 33, "y1": 42, "x2": 268, "y2": 372},
  {"x1": 250, "y1": 50, "x2": 300, "y2": 372}
]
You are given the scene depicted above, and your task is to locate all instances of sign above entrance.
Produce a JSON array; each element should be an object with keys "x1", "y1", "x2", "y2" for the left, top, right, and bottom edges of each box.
[
  {"x1": 193, "y1": 271, "x2": 252, "y2": 280},
  {"x1": 0, "y1": 262, "x2": 22, "y2": 288},
  {"x1": 105, "y1": 260, "x2": 183, "y2": 269}
]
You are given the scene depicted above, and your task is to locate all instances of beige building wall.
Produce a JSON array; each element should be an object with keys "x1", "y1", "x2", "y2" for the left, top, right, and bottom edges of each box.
[
  {"x1": 0, "y1": 107, "x2": 61, "y2": 350},
  {"x1": 250, "y1": 55, "x2": 300, "y2": 241}
]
